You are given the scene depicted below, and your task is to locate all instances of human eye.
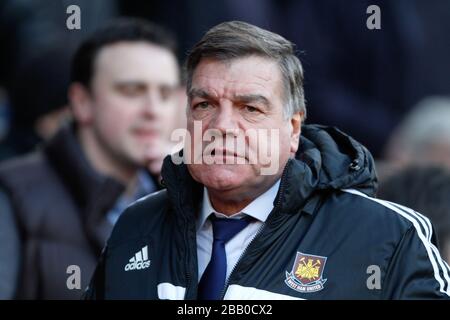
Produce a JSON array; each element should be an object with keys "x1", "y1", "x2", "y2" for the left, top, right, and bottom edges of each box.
[
  {"x1": 244, "y1": 105, "x2": 259, "y2": 113},
  {"x1": 193, "y1": 101, "x2": 212, "y2": 109},
  {"x1": 116, "y1": 83, "x2": 146, "y2": 97}
]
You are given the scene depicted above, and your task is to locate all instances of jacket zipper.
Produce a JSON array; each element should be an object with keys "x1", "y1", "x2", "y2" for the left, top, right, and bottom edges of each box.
[
  {"x1": 184, "y1": 215, "x2": 199, "y2": 300},
  {"x1": 219, "y1": 160, "x2": 290, "y2": 299},
  {"x1": 184, "y1": 232, "x2": 192, "y2": 300},
  {"x1": 219, "y1": 222, "x2": 266, "y2": 299}
]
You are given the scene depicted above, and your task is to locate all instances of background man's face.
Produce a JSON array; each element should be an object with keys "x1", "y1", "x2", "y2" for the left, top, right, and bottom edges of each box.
[
  {"x1": 88, "y1": 41, "x2": 180, "y2": 168},
  {"x1": 186, "y1": 56, "x2": 300, "y2": 197}
]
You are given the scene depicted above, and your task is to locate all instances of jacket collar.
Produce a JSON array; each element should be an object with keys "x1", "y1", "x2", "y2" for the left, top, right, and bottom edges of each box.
[
  {"x1": 44, "y1": 123, "x2": 125, "y2": 212},
  {"x1": 43, "y1": 123, "x2": 126, "y2": 253}
]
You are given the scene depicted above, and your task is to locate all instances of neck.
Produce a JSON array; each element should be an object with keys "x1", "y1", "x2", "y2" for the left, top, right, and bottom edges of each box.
[
  {"x1": 78, "y1": 128, "x2": 138, "y2": 186},
  {"x1": 208, "y1": 194, "x2": 253, "y2": 216}
]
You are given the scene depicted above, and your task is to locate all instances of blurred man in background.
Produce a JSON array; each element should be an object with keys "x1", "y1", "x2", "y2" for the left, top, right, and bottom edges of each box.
[
  {"x1": 379, "y1": 166, "x2": 450, "y2": 264},
  {"x1": 384, "y1": 96, "x2": 450, "y2": 168},
  {"x1": 0, "y1": 18, "x2": 183, "y2": 299},
  {"x1": 377, "y1": 96, "x2": 450, "y2": 181}
]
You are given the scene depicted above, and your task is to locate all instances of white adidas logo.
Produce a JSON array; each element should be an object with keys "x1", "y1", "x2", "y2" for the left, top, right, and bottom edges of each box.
[{"x1": 124, "y1": 245, "x2": 151, "y2": 271}]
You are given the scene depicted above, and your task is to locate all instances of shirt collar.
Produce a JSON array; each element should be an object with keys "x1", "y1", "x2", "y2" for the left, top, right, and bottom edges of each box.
[
  {"x1": 197, "y1": 179, "x2": 281, "y2": 230},
  {"x1": 136, "y1": 170, "x2": 156, "y2": 197}
]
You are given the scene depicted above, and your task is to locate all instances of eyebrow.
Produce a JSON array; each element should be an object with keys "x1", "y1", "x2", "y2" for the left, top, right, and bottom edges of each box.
[
  {"x1": 188, "y1": 88, "x2": 271, "y2": 108},
  {"x1": 188, "y1": 88, "x2": 215, "y2": 100},
  {"x1": 233, "y1": 94, "x2": 271, "y2": 108},
  {"x1": 114, "y1": 81, "x2": 179, "y2": 92},
  {"x1": 114, "y1": 80, "x2": 147, "y2": 87}
]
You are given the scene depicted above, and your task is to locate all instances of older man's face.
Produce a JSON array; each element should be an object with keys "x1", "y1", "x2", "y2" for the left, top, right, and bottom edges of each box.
[{"x1": 186, "y1": 56, "x2": 301, "y2": 198}]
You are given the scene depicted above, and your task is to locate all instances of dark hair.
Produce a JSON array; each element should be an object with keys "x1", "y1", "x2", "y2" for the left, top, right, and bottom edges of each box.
[
  {"x1": 71, "y1": 18, "x2": 178, "y2": 88},
  {"x1": 378, "y1": 166, "x2": 450, "y2": 253},
  {"x1": 185, "y1": 21, "x2": 305, "y2": 119}
]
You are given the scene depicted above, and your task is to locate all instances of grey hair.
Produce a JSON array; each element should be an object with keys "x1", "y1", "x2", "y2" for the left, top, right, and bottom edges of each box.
[
  {"x1": 388, "y1": 96, "x2": 450, "y2": 154},
  {"x1": 185, "y1": 21, "x2": 306, "y2": 120}
]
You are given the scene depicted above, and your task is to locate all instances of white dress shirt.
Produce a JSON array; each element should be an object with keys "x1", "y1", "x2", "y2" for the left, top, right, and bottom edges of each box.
[{"x1": 196, "y1": 179, "x2": 281, "y2": 282}]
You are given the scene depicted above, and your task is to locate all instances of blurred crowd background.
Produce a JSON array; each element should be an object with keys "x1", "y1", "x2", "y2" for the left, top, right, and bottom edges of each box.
[{"x1": 1, "y1": 0, "x2": 450, "y2": 299}]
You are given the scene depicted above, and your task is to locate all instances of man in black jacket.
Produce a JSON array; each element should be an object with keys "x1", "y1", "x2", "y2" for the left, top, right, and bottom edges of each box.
[
  {"x1": 0, "y1": 18, "x2": 182, "y2": 299},
  {"x1": 85, "y1": 21, "x2": 450, "y2": 300}
]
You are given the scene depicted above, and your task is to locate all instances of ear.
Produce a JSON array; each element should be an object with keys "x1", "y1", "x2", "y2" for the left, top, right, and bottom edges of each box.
[
  {"x1": 68, "y1": 83, "x2": 94, "y2": 125},
  {"x1": 290, "y1": 111, "x2": 303, "y2": 154}
]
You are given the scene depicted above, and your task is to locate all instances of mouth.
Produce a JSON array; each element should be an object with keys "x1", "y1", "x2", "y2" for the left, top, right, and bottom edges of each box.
[
  {"x1": 132, "y1": 128, "x2": 159, "y2": 138},
  {"x1": 210, "y1": 149, "x2": 248, "y2": 161}
]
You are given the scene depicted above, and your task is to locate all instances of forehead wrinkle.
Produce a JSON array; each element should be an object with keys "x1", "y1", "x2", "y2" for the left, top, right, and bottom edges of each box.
[
  {"x1": 197, "y1": 78, "x2": 271, "y2": 98},
  {"x1": 253, "y1": 72, "x2": 273, "y2": 82},
  {"x1": 192, "y1": 61, "x2": 281, "y2": 105}
]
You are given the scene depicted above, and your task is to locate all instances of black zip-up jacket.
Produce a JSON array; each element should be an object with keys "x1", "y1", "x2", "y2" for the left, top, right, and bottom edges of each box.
[{"x1": 84, "y1": 125, "x2": 450, "y2": 300}]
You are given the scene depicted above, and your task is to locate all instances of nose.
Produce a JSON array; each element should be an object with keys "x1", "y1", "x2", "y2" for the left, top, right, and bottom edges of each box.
[
  {"x1": 209, "y1": 101, "x2": 239, "y2": 134},
  {"x1": 141, "y1": 89, "x2": 159, "y2": 117}
]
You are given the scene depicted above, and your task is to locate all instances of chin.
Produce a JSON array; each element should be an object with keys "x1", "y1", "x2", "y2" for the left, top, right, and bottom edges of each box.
[
  {"x1": 123, "y1": 150, "x2": 148, "y2": 168},
  {"x1": 189, "y1": 164, "x2": 252, "y2": 191}
]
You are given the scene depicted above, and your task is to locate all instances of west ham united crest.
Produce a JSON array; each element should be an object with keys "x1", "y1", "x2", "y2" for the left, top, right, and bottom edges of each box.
[{"x1": 285, "y1": 252, "x2": 327, "y2": 293}]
